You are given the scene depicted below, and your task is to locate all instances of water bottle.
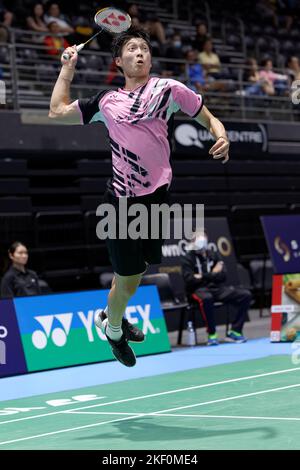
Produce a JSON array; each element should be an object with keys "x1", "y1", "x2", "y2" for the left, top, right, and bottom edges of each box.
[{"x1": 186, "y1": 321, "x2": 196, "y2": 346}]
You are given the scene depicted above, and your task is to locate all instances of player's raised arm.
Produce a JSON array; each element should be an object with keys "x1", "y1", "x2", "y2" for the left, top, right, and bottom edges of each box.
[
  {"x1": 194, "y1": 105, "x2": 230, "y2": 164},
  {"x1": 48, "y1": 45, "x2": 81, "y2": 124}
]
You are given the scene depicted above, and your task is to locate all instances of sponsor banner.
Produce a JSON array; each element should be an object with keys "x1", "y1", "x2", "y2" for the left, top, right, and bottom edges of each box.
[
  {"x1": 0, "y1": 299, "x2": 28, "y2": 377},
  {"x1": 261, "y1": 215, "x2": 300, "y2": 274},
  {"x1": 271, "y1": 273, "x2": 300, "y2": 342},
  {"x1": 14, "y1": 287, "x2": 170, "y2": 372},
  {"x1": 174, "y1": 121, "x2": 268, "y2": 155},
  {"x1": 149, "y1": 217, "x2": 239, "y2": 289}
]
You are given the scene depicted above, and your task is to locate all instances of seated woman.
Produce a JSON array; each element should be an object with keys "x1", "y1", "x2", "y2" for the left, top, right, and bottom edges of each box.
[
  {"x1": 26, "y1": 3, "x2": 48, "y2": 33},
  {"x1": 127, "y1": 3, "x2": 166, "y2": 48},
  {"x1": 44, "y1": 2, "x2": 74, "y2": 35},
  {"x1": 0, "y1": 242, "x2": 42, "y2": 298},
  {"x1": 241, "y1": 57, "x2": 275, "y2": 96},
  {"x1": 193, "y1": 23, "x2": 210, "y2": 53},
  {"x1": 0, "y1": 0, "x2": 14, "y2": 43},
  {"x1": 186, "y1": 49, "x2": 226, "y2": 93},
  {"x1": 259, "y1": 58, "x2": 289, "y2": 96},
  {"x1": 198, "y1": 39, "x2": 221, "y2": 78}
]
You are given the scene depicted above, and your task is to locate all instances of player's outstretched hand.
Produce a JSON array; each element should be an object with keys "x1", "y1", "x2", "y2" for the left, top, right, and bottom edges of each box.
[
  {"x1": 61, "y1": 45, "x2": 78, "y2": 68},
  {"x1": 209, "y1": 136, "x2": 230, "y2": 164}
]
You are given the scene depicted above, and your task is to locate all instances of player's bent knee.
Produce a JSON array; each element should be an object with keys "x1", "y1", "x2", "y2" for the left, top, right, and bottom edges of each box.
[{"x1": 114, "y1": 274, "x2": 142, "y2": 298}]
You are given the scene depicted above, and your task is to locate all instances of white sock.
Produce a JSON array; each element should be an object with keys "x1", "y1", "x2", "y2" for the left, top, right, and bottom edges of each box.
[{"x1": 106, "y1": 322, "x2": 122, "y2": 341}]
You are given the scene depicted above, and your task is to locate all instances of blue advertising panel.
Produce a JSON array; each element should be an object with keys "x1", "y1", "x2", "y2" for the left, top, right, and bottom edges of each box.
[
  {"x1": 0, "y1": 299, "x2": 28, "y2": 377},
  {"x1": 261, "y1": 215, "x2": 300, "y2": 274},
  {"x1": 13, "y1": 286, "x2": 170, "y2": 372}
]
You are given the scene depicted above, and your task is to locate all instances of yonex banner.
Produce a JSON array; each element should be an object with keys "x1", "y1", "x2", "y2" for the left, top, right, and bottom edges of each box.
[
  {"x1": 0, "y1": 299, "x2": 28, "y2": 378},
  {"x1": 13, "y1": 286, "x2": 170, "y2": 373}
]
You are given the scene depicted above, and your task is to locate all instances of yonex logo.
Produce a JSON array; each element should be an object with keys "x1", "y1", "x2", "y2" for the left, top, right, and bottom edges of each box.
[
  {"x1": 32, "y1": 314, "x2": 73, "y2": 349},
  {"x1": 31, "y1": 304, "x2": 157, "y2": 349},
  {"x1": 0, "y1": 326, "x2": 8, "y2": 365}
]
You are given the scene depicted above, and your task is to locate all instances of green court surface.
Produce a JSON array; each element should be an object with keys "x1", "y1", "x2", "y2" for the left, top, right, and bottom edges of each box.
[{"x1": 0, "y1": 355, "x2": 300, "y2": 450}]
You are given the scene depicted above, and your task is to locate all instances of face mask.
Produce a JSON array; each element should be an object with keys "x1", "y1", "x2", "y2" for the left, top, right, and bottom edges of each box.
[
  {"x1": 173, "y1": 41, "x2": 182, "y2": 48},
  {"x1": 194, "y1": 237, "x2": 208, "y2": 251}
]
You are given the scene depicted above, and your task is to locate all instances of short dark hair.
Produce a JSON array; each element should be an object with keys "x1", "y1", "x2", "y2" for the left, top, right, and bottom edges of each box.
[{"x1": 111, "y1": 27, "x2": 152, "y2": 74}]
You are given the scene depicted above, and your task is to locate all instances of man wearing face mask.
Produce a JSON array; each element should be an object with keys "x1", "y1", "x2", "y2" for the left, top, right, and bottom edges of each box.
[{"x1": 181, "y1": 230, "x2": 251, "y2": 345}]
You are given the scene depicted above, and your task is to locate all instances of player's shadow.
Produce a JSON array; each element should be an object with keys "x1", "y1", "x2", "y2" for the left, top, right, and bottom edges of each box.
[{"x1": 77, "y1": 416, "x2": 277, "y2": 444}]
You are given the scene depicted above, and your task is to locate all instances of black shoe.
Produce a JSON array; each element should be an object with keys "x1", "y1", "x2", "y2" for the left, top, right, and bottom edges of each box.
[
  {"x1": 105, "y1": 328, "x2": 136, "y2": 367},
  {"x1": 95, "y1": 310, "x2": 145, "y2": 343}
]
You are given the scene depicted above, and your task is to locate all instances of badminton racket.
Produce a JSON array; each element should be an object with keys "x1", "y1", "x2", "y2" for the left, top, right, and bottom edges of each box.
[{"x1": 62, "y1": 7, "x2": 131, "y2": 61}]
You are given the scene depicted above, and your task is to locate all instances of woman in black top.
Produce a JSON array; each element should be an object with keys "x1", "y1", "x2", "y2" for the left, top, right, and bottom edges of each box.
[{"x1": 0, "y1": 241, "x2": 41, "y2": 298}]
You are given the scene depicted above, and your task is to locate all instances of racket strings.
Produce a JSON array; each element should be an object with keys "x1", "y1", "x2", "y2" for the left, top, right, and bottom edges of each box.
[{"x1": 95, "y1": 8, "x2": 131, "y2": 34}]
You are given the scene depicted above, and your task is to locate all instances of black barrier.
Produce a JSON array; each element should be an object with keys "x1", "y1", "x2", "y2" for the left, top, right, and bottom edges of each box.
[{"x1": 3, "y1": 111, "x2": 300, "y2": 156}]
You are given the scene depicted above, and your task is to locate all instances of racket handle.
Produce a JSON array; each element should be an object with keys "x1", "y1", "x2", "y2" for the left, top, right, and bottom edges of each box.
[{"x1": 62, "y1": 43, "x2": 85, "y2": 60}]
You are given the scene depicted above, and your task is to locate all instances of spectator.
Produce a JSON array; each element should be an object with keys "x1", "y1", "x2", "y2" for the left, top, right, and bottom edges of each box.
[
  {"x1": 277, "y1": 0, "x2": 300, "y2": 31},
  {"x1": 0, "y1": 242, "x2": 42, "y2": 298},
  {"x1": 181, "y1": 230, "x2": 251, "y2": 346},
  {"x1": 26, "y1": 3, "x2": 48, "y2": 33},
  {"x1": 44, "y1": 21, "x2": 70, "y2": 56},
  {"x1": 0, "y1": 0, "x2": 13, "y2": 43},
  {"x1": 131, "y1": 16, "x2": 142, "y2": 28},
  {"x1": 259, "y1": 58, "x2": 289, "y2": 95},
  {"x1": 240, "y1": 57, "x2": 276, "y2": 96},
  {"x1": 165, "y1": 33, "x2": 185, "y2": 75},
  {"x1": 255, "y1": 0, "x2": 279, "y2": 27},
  {"x1": 44, "y1": 2, "x2": 74, "y2": 34},
  {"x1": 193, "y1": 22, "x2": 210, "y2": 52},
  {"x1": 198, "y1": 39, "x2": 221, "y2": 77},
  {"x1": 127, "y1": 3, "x2": 166, "y2": 47},
  {"x1": 186, "y1": 49, "x2": 226, "y2": 93},
  {"x1": 185, "y1": 49, "x2": 206, "y2": 92},
  {"x1": 286, "y1": 55, "x2": 300, "y2": 82}
]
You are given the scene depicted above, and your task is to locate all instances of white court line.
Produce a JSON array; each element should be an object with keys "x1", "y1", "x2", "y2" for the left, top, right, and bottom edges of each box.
[
  {"x1": 0, "y1": 366, "x2": 299, "y2": 426},
  {"x1": 0, "y1": 382, "x2": 300, "y2": 446},
  {"x1": 151, "y1": 383, "x2": 300, "y2": 415},
  {"x1": 0, "y1": 415, "x2": 145, "y2": 446},
  {"x1": 153, "y1": 413, "x2": 300, "y2": 422},
  {"x1": 64, "y1": 411, "x2": 144, "y2": 416}
]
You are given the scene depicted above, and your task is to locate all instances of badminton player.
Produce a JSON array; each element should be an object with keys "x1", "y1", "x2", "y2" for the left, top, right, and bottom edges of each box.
[{"x1": 48, "y1": 28, "x2": 230, "y2": 367}]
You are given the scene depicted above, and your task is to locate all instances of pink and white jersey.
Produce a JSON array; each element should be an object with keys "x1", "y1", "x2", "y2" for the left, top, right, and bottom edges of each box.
[{"x1": 77, "y1": 77, "x2": 203, "y2": 197}]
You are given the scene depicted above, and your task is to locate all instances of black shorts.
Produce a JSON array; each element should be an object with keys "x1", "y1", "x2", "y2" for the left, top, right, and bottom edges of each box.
[{"x1": 102, "y1": 184, "x2": 170, "y2": 276}]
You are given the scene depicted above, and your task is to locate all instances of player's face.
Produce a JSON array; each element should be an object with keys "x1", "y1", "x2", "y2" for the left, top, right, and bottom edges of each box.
[{"x1": 116, "y1": 38, "x2": 152, "y2": 78}]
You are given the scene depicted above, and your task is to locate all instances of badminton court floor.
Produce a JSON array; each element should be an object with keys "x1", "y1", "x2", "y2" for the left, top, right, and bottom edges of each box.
[{"x1": 0, "y1": 354, "x2": 299, "y2": 450}]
